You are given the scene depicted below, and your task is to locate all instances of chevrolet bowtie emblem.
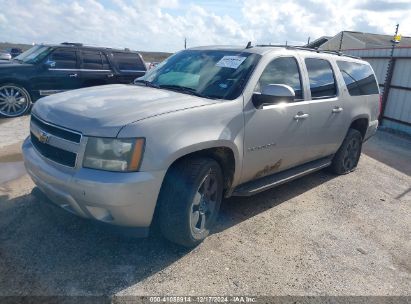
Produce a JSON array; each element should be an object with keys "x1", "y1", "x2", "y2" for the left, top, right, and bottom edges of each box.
[{"x1": 38, "y1": 131, "x2": 49, "y2": 144}]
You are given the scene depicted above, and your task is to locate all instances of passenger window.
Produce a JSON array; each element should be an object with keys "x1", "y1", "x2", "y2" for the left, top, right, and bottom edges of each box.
[
  {"x1": 337, "y1": 61, "x2": 379, "y2": 96},
  {"x1": 256, "y1": 57, "x2": 303, "y2": 100},
  {"x1": 305, "y1": 58, "x2": 337, "y2": 99},
  {"x1": 112, "y1": 52, "x2": 146, "y2": 71},
  {"x1": 48, "y1": 50, "x2": 77, "y2": 69},
  {"x1": 82, "y1": 51, "x2": 106, "y2": 70}
]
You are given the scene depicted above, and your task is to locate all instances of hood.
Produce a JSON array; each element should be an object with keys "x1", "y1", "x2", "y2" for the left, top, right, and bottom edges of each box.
[
  {"x1": 32, "y1": 84, "x2": 217, "y2": 137},
  {"x1": 0, "y1": 60, "x2": 31, "y2": 67},
  {"x1": 0, "y1": 60, "x2": 33, "y2": 69}
]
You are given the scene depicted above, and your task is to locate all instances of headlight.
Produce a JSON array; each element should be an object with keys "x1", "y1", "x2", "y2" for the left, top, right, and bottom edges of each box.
[{"x1": 83, "y1": 137, "x2": 145, "y2": 172}]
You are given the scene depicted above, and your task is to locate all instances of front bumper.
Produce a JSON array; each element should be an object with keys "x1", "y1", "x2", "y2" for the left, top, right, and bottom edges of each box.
[{"x1": 22, "y1": 137, "x2": 166, "y2": 229}]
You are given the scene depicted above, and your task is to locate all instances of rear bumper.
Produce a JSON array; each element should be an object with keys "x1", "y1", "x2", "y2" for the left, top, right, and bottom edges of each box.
[
  {"x1": 364, "y1": 119, "x2": 379, "y2": 141},
  {"x1": 22, "y1": 137, "x2": 166, "y2": 229}
]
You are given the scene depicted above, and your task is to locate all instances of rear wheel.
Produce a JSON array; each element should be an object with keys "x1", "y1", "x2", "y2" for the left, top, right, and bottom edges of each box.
[
  {"x1": 158, "y1": 157, "x2": 223, "y2": 247},
  {"x1": 330, "y1": 129, "x2": 363, "y2": 174},
  {"x1": 0, "y1": 83, "x2": 31, "y2": 117}
]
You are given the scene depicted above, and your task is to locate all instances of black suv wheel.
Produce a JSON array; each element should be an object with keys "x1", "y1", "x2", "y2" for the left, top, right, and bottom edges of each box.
[
  {"x1": 0, "y1": 83, "x2": 31, "y2": 118},
  {"x1": 158, "y1": 157, "x2": 223, "y2": 247}
]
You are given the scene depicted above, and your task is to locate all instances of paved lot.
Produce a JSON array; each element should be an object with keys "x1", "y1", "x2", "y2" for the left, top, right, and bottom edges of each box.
[{"x1": 0, "y1": 116, "x2": 410, "y2": 296}]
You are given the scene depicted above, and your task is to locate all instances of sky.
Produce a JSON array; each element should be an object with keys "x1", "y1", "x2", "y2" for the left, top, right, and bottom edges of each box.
[{"x1": 0, "y1": 0, "x2": 410, "y2": 52}]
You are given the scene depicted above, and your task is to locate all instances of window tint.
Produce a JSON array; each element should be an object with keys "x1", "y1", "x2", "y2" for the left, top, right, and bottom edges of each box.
[
  {"x1": 337, "y1": 61, "x2": 379, "y2": 96},
  {"x1": 305, "y1": 58, "x2": 337, "y2": 99},
  {"x1": 256, "y1": 57, "x2": 303, "y2": 100},
  {"x1": 49, "y1": 49, "x2": 77, "y2": 69},
  {"x1": 82, "y1": 51, "x2": 104, "y2": 70},
  {"x1": 112, "y1": 52, "x2": 145, "y2": 71}
]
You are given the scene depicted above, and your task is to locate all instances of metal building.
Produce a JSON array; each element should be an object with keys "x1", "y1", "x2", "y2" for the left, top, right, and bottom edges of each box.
[{"x1": 345, "y1": 47, "x2": 411, "y2": 135}]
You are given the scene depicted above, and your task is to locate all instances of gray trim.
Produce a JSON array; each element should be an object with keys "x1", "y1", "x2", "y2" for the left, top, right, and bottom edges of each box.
[
  {"x1": 80, "y1": 69, "x2": 112, "y2": 72},
  {"x1": 119, "y1": 69, "x2": 146, "y2": 73},
  {"x1": 39, "y1": 90, "x2": 65, "y2": 96},
  {"x1": 49, "y1": 68, "x2": 112, "y2": 72}
]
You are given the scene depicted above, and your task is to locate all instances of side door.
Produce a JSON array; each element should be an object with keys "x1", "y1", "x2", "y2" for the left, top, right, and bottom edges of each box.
[
  {"x1": 241, "y1": 56, "x2": 311, "y2": 183},
  {"x1": 79, "y1": 50, "x2": 114, "y2": 87},
  {"x1": 110, "y1": 52, "x2": 146, "y2": 83},
  {"x1": 301, "y1": 57, "x2": 347, "y2": 159},
  {"x1": 33, "y1": 48, "x2": 81, "y2": 96}
]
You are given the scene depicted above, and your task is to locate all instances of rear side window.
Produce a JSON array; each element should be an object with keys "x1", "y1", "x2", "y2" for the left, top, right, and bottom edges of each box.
[
  {"x1": 305, "y1": 58, "x2": 337, "y2": 99},
  {"x1": 48, "y1": 49, "x2": 77, "y2": 69},
  {"x1": 256, "y1": 57, "x2": 303, "y2": 100},
  {"x1": 82, "y1": 51, "x2": 110, "y2": 70},
  {"x1": 337, "y1": 61, "x2": 379, "y2": 96},
  {"x1": 112, "y1": 52, "x2": 146, "y2": 71}
]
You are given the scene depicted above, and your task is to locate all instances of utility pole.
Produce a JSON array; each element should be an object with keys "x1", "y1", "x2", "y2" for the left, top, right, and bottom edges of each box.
[
  {"x1": 338, "y1": 31, "x2": 344, "y2": 52},
  {"x1": 184, "y1": 37, "x2": 187, "y2": 49},
  {"x1": 307, "y1": 37, "x2": 310, "y2": 45},
  {"x1": 381, "y1": 24, "x2": 400, "y2": 123}
]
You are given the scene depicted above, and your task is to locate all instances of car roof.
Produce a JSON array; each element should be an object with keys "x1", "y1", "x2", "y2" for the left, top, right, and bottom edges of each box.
[
  {"x1": 187, "y1": 45, "x2": 363, "y2": 62},
  {"x1": 41, "y1": 43, "x2": 141, "y2": 54}
]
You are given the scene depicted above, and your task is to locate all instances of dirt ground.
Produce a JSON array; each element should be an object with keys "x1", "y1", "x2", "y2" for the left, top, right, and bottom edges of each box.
[{"x1": 0, "y1": 116, "x2": 410, "y2": 297}]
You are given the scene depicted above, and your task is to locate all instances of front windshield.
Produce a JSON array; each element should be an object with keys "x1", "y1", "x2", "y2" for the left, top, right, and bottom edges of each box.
[
  {"x1": 14, "y1": 45, "x2": 52, "y2": 64},
  {"x1": 137, "y1": 50, "x2": 261, "y2": 100}
]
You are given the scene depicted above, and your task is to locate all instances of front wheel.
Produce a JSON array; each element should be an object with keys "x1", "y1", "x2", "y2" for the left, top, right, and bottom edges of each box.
[
  {"x1": 158, "y1": 157, "x2": 223, "y2": 247},
  {"x1": 330, "y1": 128, "x2": 363, "y2": 175},
  {"x1": 0, "y1": 83, "x2": 32, "y2": 117}
]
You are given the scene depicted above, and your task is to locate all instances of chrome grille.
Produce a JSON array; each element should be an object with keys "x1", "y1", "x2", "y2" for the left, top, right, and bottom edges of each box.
[
  {"x1": 31, "y1": 115, "x2": 81, "y2": 143},
  {"x1": 30, "y1": 115, "x2": 82, "y2": 168}
]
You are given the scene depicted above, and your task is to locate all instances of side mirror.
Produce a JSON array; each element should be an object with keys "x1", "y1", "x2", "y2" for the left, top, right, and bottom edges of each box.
[{"x1": 252, "y1": 84, "x2": 295, "y2": 109}]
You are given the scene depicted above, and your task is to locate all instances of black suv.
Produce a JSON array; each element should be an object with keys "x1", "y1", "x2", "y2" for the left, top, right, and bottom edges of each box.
[{"x1": 0, "y1": 43, "x2": 147, "y2": 117}]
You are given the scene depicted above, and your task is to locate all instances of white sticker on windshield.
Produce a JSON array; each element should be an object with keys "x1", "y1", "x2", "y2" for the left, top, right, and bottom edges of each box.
[{"x1": 216, "y1": 56, "x2": 247, "y2": 69}]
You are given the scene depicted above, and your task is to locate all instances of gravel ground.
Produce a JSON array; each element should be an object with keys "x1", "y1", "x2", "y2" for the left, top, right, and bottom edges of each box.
[
  {"x1": 0, "y1": 116, "x2": 30, "y2": 149},
  {"x1": 0, "y1": 116, "x2": 410, "y2": 297}
]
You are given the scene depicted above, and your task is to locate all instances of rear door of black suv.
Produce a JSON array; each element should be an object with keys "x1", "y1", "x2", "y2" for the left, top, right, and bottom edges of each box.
[{"x1": 109, "y1": 51, "x2": 146, "y2": 84}]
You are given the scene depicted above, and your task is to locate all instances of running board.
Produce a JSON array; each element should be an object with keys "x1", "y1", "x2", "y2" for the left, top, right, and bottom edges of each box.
[{"x1": 232, "y1": 156, "x2": 333, "y2": 196}]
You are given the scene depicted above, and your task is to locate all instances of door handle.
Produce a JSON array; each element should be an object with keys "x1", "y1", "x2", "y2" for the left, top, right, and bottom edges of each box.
[
  {"x1": 69, "y1": 73, "x2": 78, "y2": 78},
  {"x1": 294, "y1": 112, "x2": 309, "y2": 120},
  {"x1": 107, "y1": 73, "x2": 114, "y2": 78},
  {"x1": 332, "y1": 106, "x2": 343, "y2": 113}
]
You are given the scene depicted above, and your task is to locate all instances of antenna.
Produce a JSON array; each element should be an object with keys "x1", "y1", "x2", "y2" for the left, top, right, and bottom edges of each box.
[{"x1": 245, "y1": 41, "x2": 252, "y2": 49}]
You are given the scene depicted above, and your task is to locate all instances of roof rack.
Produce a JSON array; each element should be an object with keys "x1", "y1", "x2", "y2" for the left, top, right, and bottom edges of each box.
[
  {"x1": 255, "y1": 44, "x2": 361, "y2": 59},
  {"x1": 61, "y1": 42, "x2": 83, "y2": 47}
]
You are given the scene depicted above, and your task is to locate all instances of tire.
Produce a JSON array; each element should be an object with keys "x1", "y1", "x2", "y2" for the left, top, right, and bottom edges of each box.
[
  {"x1": 157, "y1": 157, "x2": 223, "y2": 247},
  {"x1": 0, "y1": 83, "x2": 32, "y2": 118},
  {"x1": 330, "y1": 128, "x2": 363, "y2": 175}
]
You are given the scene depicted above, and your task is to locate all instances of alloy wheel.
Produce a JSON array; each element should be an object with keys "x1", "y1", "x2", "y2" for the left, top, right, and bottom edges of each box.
[
  {"x1": 190, "y1": 171, "x2": 219, "y2": 235},
  {"x1": 0, "y1": 85, "x2": 30, "y2": 117},
  {"x1": 343, "y1": 137, "x2": 361, "y2": 171}
]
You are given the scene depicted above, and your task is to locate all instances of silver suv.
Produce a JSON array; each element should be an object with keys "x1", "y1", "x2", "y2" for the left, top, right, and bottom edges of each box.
[{"x1": 22, "y1": 45, "x2": 380, "y2": 247}]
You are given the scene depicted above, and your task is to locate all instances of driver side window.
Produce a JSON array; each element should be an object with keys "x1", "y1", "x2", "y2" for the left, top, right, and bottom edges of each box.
[
  {"x1": 47, "y1": 49, "x2": 77, "y2": 69},
  {"x1": 256, "y1": 57, "x2": 303, "y2": 100}
]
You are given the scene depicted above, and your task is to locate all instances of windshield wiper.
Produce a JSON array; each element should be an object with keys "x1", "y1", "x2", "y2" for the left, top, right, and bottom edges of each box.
[
  {"x1": 134, "y1": 79, "x2": 160, "y2": 88},
  {"x1": 159, "y1": 84, "x2": 215, "y2": 99},
  {"x1": 12, "y1": 58, "x2": 24, "y2": 63}
]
